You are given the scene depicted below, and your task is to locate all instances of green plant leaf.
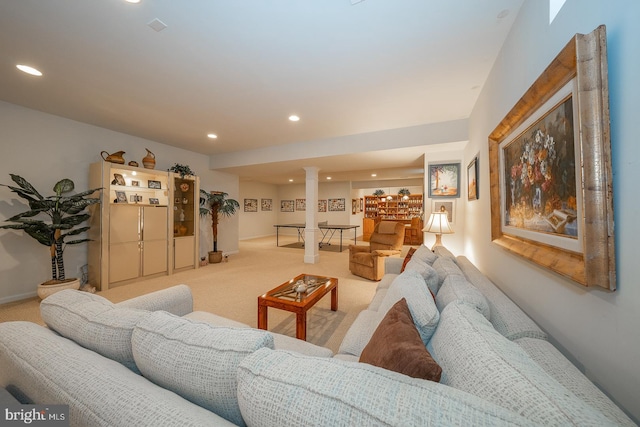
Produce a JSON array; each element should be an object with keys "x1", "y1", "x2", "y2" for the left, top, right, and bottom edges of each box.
[
  {"x1": 8, "y1": 174, "x2": 43, "y2": 199},
  {"x1": 53, "y1": 179, "x2": 74, "y2": 195}
]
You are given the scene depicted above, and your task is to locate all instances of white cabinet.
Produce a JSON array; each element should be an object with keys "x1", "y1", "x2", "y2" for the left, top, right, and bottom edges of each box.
[{"x1": 89, "y1": 162, "x2": 172, "y2": 290}]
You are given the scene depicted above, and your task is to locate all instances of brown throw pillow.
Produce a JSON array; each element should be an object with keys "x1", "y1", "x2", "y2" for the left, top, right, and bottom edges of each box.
[
  {"x1": 400, "y1": 247, "x2": 417, "y2": 272},
  {"x1": 359, "y1": 298, "x2": 442, "y2": 381}
]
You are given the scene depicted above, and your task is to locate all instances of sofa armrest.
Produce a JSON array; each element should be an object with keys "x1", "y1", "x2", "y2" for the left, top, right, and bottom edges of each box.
[
  {"x1": 116, "y1": 285, "x2": 193, "y2": 316},
  {"x1": 371, "y1": 249, "x2": 400, "y2": 258},
  {"x1": 384, "y1": 257, "x2": 405, "y2": 274},
  {"x1": 348, "y1": 244, "x2": 371, "y2": 254}
]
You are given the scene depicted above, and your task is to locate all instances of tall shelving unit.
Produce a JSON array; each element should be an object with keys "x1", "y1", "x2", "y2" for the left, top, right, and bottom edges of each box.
[
  {"x1": 363, "y1": 194, "x2": 423, "y2": 222},
  {"x1": 170, "y1": 173, "x2": 200, "y2": 271},
  {"x1": 88, "y1": 162, "x2": 199, "y2": 291}
]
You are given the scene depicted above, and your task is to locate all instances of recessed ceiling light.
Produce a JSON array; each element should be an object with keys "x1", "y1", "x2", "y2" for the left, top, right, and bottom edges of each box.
[
  {"x1": 371, "y1": 173, "x2": 377, "y2": 177},
  {"x1": 207, "y1": 133, "x2": 218, "y2": 139},
  {"x1": 16, "y1": 64, "x2": 42, "y2": 76},
  {"x1": 288, "y1": 115, "x2": 300, "y2": 122},
  {"x1": 289, "y1": 179, "x2": 294, "y2": 182},
  {"x1": 125, "y1": 0, "x2": 141, "y2": 3},
  {"x1": 326, "y1": 176, "x2": 332, "y2": 180}
]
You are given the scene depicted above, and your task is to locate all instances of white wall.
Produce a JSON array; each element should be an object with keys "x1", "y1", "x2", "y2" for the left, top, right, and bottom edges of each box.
[
  {"x1": 0, "y1": 101, "x2": 239, "y2": 303},
  {"x1": 465, "y1": 0, "x2": 640, "y2": 421}
]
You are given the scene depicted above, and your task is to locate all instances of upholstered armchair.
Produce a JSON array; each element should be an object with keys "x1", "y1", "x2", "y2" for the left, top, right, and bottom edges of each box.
[{"x1": 349, "y1": 221, "x2": 405, "y2": 281}]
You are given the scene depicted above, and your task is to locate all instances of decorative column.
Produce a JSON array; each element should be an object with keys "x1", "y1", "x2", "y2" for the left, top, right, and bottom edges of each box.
[{"x1": 303, "y1": 166, "x2": 320, "y2": 264}]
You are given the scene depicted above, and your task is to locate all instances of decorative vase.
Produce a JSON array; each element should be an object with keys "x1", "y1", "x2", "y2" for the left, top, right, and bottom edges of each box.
[
  {"x1": 142, "y1": 148, "x2": 156, "y2": 169},
  {"x1": 37, "y1": 278, "x2": 81, "y2": 300},
  {"x1": 100, "y1": 150, "x2": 125, "y2": 164},
  {"x1": 208, "y1": 251, "x2": 223, "y2": 264}
]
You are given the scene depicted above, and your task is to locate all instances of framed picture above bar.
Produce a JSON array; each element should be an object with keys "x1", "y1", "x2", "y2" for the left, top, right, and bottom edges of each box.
[{"x1": 488, "y1": 25, "x2": 615, "y2": 291}]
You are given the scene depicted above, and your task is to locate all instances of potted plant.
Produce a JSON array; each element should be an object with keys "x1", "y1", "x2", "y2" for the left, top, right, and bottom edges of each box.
[
  {"x1": 168, "y1": 163, "x2": 195, "y2": 178},
  {"x1": 398, "y1": 188, "x2": 411, "y2": 200},
  {"x1": 0, "y1": 174, "x2": 101, "y2": 299},
  {"x1": 199, "y1": 189, "x2": 239, "y2": 263}
]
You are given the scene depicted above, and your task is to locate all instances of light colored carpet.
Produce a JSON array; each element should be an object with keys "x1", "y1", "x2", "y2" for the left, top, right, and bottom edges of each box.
[{"x1": 0, "y1": 235, "x2": 405, "y2": 353}]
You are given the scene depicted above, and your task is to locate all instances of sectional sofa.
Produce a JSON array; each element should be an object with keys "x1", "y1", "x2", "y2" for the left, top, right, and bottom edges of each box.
[{"x1": 0, "y1": 245, "x2": 635, "y2": 426}]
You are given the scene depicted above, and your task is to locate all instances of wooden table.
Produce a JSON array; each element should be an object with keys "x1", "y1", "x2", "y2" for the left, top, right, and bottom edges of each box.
[{"x1": 257, "y1": 274, "x2": 338, "y2": 341}]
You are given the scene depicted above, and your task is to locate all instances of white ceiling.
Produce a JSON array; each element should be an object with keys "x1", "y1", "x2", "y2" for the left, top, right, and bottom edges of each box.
[{"x1": 0, "y1": 0, "x2": 523, "y2": 184}]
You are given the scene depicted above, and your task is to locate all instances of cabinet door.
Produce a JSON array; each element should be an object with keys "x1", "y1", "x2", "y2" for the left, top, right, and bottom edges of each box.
[
  {"x1": 142, "y1": 206, "x2": 167, "y2": 241},
  {"x1": 174, "y1": 236, "x2": 195, "y2": 269},
  {"x1": 142, "y1": 240, "x2": 168, "y2": 276},
  {"x1": 110, "y1": 205, "x2": 140, "y2": 244},
  {"x1": 109, "y1": 242, "x2": 140, "y2": 283}
]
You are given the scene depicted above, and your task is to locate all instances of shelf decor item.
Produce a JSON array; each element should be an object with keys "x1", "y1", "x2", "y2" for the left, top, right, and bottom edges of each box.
[
  {"x1": 398, "y1": 188, "x2": 411, "y2": 200},
  {"x1": 200, "y1": 190, "x2": 239, "y2": 263},
  {"x1": 142, "y1": 148, "x2": 156, "y2": 169},
  {"x1": 100, "y1": 150, "x2": 125, "y2": 164},
  {"x1": 169, "y1": 163, "x2": 195, "y2": 178},
  {"x1": 0, "y1": 174, "x2": 101, "y2": 299}
]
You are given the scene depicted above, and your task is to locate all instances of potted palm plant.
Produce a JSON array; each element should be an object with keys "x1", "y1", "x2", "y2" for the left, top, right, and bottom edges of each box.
[
  {"x1": 199, "y1": 189, "x2": 239, "y2": 263},
  {"x1": 0, "y1": 174, "x2": 101, "y2": 299}
]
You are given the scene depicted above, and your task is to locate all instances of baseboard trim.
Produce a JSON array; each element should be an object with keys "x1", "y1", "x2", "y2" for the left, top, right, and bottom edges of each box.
[{"x1": 0, "y1": 291, "x2": 37, "y2": 305}]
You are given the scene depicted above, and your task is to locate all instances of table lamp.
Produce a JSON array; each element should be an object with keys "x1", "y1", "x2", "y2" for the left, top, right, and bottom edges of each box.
[{"x1": 423, "y1": 212, "x2": 454, "y2": 250}]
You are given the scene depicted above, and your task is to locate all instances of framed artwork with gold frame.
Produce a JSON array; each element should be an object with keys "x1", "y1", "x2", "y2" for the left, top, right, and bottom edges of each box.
[{"x1": 488, "y1": 26, "x2": 615, "y2": 290}]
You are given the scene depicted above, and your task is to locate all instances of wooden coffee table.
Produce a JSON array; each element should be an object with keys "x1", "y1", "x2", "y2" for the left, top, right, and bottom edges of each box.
[{"x1": 257, "y1": 274, "x2": 338, "y2": 341}]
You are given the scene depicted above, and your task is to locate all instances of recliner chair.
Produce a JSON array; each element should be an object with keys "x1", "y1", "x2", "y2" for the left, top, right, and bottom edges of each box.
[{"x1": 348, "y1": 221, "x2": 405, "y2": 281}]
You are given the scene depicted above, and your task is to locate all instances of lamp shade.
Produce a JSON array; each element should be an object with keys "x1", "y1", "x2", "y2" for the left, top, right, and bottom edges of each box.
[{"x1": 422, "y1": 212, "x2": 454, "y2": 234}]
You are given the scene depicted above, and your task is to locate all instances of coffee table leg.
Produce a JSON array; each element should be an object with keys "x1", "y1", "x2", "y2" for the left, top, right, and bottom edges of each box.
[
  {"x1": 296, "y1": 311, "x2": 307, "y2": 341},
  {"x1": 258, "y1": 301, "x2": 268, "y2": 330},
  {"x1": 331, "y1": 287, "x2": 338, "y2": 311}
]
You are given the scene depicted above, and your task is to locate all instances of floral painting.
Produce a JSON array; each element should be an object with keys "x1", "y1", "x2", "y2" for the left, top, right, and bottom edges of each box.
[
  {"x1": 261, "y1": 198, "x2": 272, "y2": 211},
  {"x1": 318, "y1": 199, "x2": 327, "y2": 212},
  {"x1": 502, "y1": 96, "x2": 577, "y2": 238}
]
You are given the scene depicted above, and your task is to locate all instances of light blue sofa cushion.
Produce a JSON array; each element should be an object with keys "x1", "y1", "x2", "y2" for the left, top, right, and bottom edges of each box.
[
  {"x1": 432, "y1": 256, "x2": 464, "y2": 291},
  {"x1": 378, "y1": 270, "x2": 439, "y2": 345},
  {"x1": 435, "y1": 274, "x2": 490, "y2": 321},
  {"x1": 430, "y1": 303, "x2": 612, "y2": 426},
  {"x1": 131, "y1": 311, "x2": 274, "y2": 426},
  {"x1": 184, "y1": 311, "x2": 333, "y2": 358},
  {"x1": 40, "y1": 289, "x2": 149, "y2": 373},
  {"x1": 0, "y1": 322, "x2": 236, "y2": 426},
  {"x1": 515, "y1": 337, "x2": 636, "y2": 427},
  {"x1": 412, "y1": 244, "x2": 438, "y2": 265},
  {"x1": 338, "y1": 309, "x2": 384, "y2": 357},
  {"x1": 404, "y1": 257, "x2": 439, "y2": 296},
  {"x1": 455, "y1": 256, "x2": 547, "y2": 340},
  {"x1": 236, "y1": 348, "x2": 537, "y2": 427}
]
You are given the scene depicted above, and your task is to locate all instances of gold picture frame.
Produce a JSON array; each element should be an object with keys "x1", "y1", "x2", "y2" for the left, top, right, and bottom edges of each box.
[{"x1": 488, "y1": 25, "x2": 615, "y2": 290}]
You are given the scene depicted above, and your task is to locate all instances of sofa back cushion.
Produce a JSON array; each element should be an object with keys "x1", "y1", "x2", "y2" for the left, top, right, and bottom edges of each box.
[
  {"x1": 435, "y1": 275, "x2": 490, "y2": 321},
  {"x1": 412, "y1": 244, "x2": 438, "y2": 265},
  {"x1": 131, "y1": 311, "x2": 274, "y2": 426},
  {"x1": 430, "y1": 303, "x2": 612, "y2": 426},
  {"x1": 237, "y1": 348, "x2": 535, "y2": 427},
  {"x1": 432, "y1": 256, "x2": 465, "y2": 291},
  {"x1": 404, "y1": 257, "x2": 439, "y2": 296},
  {"x1": 455, "y1": 256, "x2": 547, "y2": 340},
  {"x1": 40, "y1": 289, "x2": 148, "y2": 373},
  {"x1": 378, "y1": 270, "x2": 440, "y2": 344}
]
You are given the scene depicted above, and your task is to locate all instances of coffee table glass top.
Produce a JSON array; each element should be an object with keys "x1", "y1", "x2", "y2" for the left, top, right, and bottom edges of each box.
[{"x1": 266, "y1": 274, "x2": 333, "y2": 302}]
